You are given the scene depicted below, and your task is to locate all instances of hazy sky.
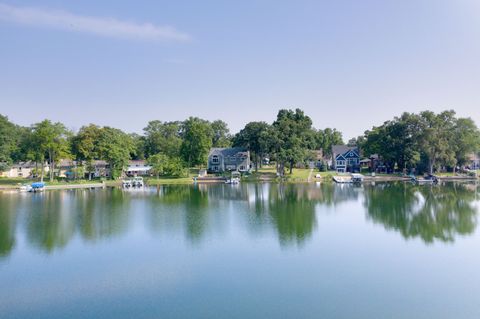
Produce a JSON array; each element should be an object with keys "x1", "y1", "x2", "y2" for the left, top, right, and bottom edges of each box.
[{"x1": 1, "y1": 0, "x2": 479, "y2": 139}]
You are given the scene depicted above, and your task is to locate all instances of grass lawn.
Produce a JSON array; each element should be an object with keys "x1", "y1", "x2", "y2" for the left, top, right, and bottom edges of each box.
[
  {"x1": 0, "y1": 177, "x2": 30, "y2": 186},
  {"x1": 146, "y1": 177, "x2": 193, "y2": 185},
  {"x1": 285, "y1": 168, "x2": 312, "y2": 180}
]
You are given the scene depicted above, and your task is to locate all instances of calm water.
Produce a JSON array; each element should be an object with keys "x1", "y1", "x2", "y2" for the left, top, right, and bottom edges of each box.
[{"x1": 1, "y1": 182, "x2": 480, "y2": 319}]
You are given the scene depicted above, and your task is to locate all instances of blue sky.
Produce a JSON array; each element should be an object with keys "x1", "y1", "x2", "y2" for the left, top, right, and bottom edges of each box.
[{"x1": 1, "y1": 0, "x2": 479, "y2": 139}]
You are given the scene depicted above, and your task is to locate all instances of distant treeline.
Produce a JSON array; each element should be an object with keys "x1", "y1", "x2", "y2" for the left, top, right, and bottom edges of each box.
[{"x1": 0, "y1": 108, "x2": 479, "y2": 179}]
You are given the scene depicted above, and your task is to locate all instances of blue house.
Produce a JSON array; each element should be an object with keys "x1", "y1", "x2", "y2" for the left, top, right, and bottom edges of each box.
[{"x1": 332, "y1": 145, "x2": 360, "y2": 173}]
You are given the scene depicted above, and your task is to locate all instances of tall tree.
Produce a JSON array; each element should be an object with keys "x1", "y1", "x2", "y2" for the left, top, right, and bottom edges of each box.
[
  {"x1": 233, "y1": 121, "x2": 271, "y2": 171},
  {"x1": 96, "y1": 127, "x2": 135, "y2": 179},
  {"x1": 316, "y1": 128, "x2": 344, "y2": 158},
  {"x1": 272, "y1": 109, "x2": 314, "y2": 175},
  {"x1": 0, "y1": 115, "x2": 20, "y2": 167},
  {"x1": 143, "y1": 121, "x2": 183, "y2": 158},
  {"x1": 418, "y1": 110, "x2": 456, "y2": 174},
  {"x1": 211, "y1": 120, "x2": 232, "y2": 147},
  {"x1": 71, "y1": 124, "x2": 102, "y2": 180},
  {"x1": 31, "y1": 120, "x2": 71, "y2": 182},
  {"x1": 451, "y1": 117, "x2": 480, "y2": 171},
  {"x1": 180, "y1": 117, "x2": 213, "y2": 167}
]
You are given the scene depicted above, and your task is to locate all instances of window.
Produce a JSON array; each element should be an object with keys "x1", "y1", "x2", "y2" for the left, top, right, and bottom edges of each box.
[
  {"x1": 240, "y1": 166, "x2": 245, "y2": 171},
  {"x1": 213, "y1": 166, "x2": 219, "y2": 171},
  {"x1": 337, "y1": 160, "x2": 345, "y2": 166},
  {"x1": 212, "y1": 155, "x2": 219, "y2": 163}
]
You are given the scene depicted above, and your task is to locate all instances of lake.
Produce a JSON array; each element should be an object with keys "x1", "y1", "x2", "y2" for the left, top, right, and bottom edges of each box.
[{"x1": 1, "y1": 182, "x2": 480, "y2": 319}]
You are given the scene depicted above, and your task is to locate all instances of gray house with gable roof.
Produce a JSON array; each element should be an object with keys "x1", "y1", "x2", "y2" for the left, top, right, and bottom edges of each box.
[
  {"x1": 208, "y1": 148, "x2": 251, "y2": 173},
  {"x1": 332, "y1": 145, "x2": 360, "y2": 173}
]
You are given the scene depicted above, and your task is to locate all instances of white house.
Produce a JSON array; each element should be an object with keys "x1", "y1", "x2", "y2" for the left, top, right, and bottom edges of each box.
[
  {"x1": 125, "y1": 160, "x2": 152, "y2": 177},
  {"x1": 0, "y1": 161, "x2": 49, "y2": 178}
]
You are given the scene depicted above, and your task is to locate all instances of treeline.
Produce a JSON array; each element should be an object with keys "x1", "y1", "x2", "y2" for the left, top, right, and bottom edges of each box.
[
  {"x1": 0, "y1": 110, "x2": 343, "y2": 179},
  {"x1": 358, "y1": 110, "x2": 480, "y2": 174},
  {"x1": 2, "y1": 108, "x2": 478, "y2": 180}
]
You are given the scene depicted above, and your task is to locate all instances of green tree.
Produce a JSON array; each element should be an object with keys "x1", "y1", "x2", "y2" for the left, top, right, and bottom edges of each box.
[
  {"x1": 71, "y1": 124, "x2": 102, "y2": 180},
  {"x1": 451, "y1": 117, "x2": 480, "y2": 171},
  {"x1": 143, "y1": 121, "x2": 183, "y2": 158},
  {"x1": 148, "y1": 153, "x2": 169, "y2": 178},
  {"x1": 418, "y1": 110, "x2": 456, "y2": 174},
  {"x1": 0, "y1": 115, "x2": 21, "y2": 166},
  {"x1": 315, "y1": 128, "x2": 344, "y2": 158},
  {"x1": 31, "y1": 120, "x2": 71, "y2": 182},
  {"x1": 233, "y1": 121, "x2": 271, "y2": 171},
  {"x1": 180, "y1": 117, "x2": 213, "y2": 167},
  {"x1": 211, "y1": 120, "x2": 232, "y2": 147},
  {"x1": 272, "y1": 109, "x2": 314, "y2": 175},
  {"x1": 96, "y1": 127, "x2": 135, "y2": 179}
]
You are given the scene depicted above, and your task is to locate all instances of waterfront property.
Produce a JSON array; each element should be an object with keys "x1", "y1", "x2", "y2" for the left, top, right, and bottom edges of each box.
[
  {"x1": 332, "y1": 145, "x2": 360, "y2": 173},
  {"x1": 125, "y1": 160, "x2": 152, "y2": 177},
  {"x1": 207, "y1": 147, "x2": 250, "y2": 173},
  {"x1": 0, "y1": 161, "x2": 49, "y2": 178}
]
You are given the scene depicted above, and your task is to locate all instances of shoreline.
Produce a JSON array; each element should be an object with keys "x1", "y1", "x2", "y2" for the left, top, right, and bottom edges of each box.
[{"x1": 0, "y1": 175, "x2": 478, "y2": 191}]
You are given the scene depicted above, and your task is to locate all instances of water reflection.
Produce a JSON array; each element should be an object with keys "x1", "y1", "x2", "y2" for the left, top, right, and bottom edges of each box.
[
  {"x1": 0, "y1": 182, "x2": 479, "y2": 257},
  {"x1": 364, "y1": 182, "x2": 479, "y2": 243}
]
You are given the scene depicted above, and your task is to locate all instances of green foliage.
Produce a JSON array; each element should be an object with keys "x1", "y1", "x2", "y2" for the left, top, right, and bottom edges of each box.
[
  {"x1": 211, "y1": 120, "x2": 232, "y2": 147},
  {"x1": 180, "y1": 117, "x2": 213, "y2": 167},
  {"x1": 0, "y1": 115, "x2": 21, "y2": 164},
  {"x1": 315, "y1": 128, "x2": 344, "y2": 157},
  {"x1": 148, "y1": 153, "x2": 187, "y2": 178},
  {"x1": 233, "y1": 121, "x2": 271, "y2": 171},
  {"x1": 31, "y1": 120, "x2": 71, "y2": 182},
  {"x1": 143, "y1": 121, "x2": 183, "y2": 158},
  {"x1": 363, "y1": 110, "x2": 480, "y2": 174},
  {"x1": 96, "y1": 127, "x2": 135, "y2": 179},
  {"x1": 272, "y1": 109, "x2": 314, "y2": 175}
]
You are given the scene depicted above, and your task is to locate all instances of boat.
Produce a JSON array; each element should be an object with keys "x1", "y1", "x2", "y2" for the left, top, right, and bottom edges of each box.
[
  {"x1": 29, "y1": 182, "x2": 45, "y2": 192},
  {"x1": 226, "y1": 171, "x2": 241, "y2": 184},
  {"x1": 333, "y1": 173, "x2": 365, "y2": 184},
  {"x1": 122, "y1": 179, "x2": 132, "y2": 188},
  {"x1": 19, "y1": 184, "x2": 32, "y2": 192},
  {"x1": 132, "y1": 177, "x2": 144, "y2": 187},
  {"x1": 225, "y1": 177, "x2": 240, "y2": 184},
  {"x1": 351, "y1": 173, "x2": 365, "y2": 184},
  {"x1": 410, "y1": 175, "x2": 438, "y2": 185}
]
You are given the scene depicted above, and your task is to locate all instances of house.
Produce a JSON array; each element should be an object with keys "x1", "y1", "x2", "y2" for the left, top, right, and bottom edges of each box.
[
  {"x1": 208, "y1": 148, "x2": 250, "y2": 173},
  {"x1": 332, "y1": 145, "x2": 360, "y2": 173},
  {"x1": 88, "y1": 160, "x2": 111, "y2": 178},
  {"x1": 466, "y1": 153, "x2": 480, "y2": 170},
  {"x1": 125, "y1": 160, "x2": 152, "y2": 177},
  {"x1": 0, "y1": 161, "x2": 49, "y2": 178}
]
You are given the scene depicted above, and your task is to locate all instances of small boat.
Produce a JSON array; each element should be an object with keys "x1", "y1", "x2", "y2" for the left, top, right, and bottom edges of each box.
[
  {"x1": 132, "y1": 177, "x2": 144, "y2": 187},
  {"x1": 225, "y1": 177, "x2": 240, "y2": 184},
  {"x1": 29, "y1": 182, "x2": 45, "y2": 192},
  {"x1": 411, "y1": 175, "x2": 438, "y2": 185},
  {"x1": 226, "y1": 171, "x2": 241, "y2": 184},
  {"x1": 351, "y1": 173, "x2": 364, "y2": 184},
  {"x1": 19, "y1": 184, "x2": 32, "y2": 192},
  {"x1": 122, "y1": 179, "x2": 132, "y2": 188},
  {"x1": 333, "y1": 176, "x2": 352, "y2": 184}
]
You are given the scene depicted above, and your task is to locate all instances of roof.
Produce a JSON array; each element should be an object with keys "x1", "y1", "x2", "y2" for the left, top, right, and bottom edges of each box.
[
  {"x1": 11, "y1": 161, "x2": 37, "y2": 169},
  {"x1": 332, "y1": 145, "x2": 358, "y2": 157},
  {"x1": 209, "y1": 147, "x2": 249, "y2": 157}
]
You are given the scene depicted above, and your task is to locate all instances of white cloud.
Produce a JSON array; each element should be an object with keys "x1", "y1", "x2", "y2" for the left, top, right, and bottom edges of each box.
[{"x1": 0, "y1": 3, "x2": 191, "y2": 42}]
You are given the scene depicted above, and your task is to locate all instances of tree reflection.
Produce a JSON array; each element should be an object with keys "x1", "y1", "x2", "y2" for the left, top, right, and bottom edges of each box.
[
  {"x1": 364, "y1": 182, "x2": 478, "y2": 243},
  {"x1": 26, "y1": 192, "x2": 76, "y2": 253},
  {"x1": 267, "y1": 184, "x2": 317, "y2": 246},
  {"x1": 0, "y1": 194, "x2": 18, "y2": 258}
]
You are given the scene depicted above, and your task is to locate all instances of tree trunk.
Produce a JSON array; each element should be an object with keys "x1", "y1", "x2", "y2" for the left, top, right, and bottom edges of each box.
[
  {"x1": 289, "y1": 160, "x2": 294, "y2": 174},
  {"x1": 40, "y1": 162, "x2": 44, "y2": 183}
]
